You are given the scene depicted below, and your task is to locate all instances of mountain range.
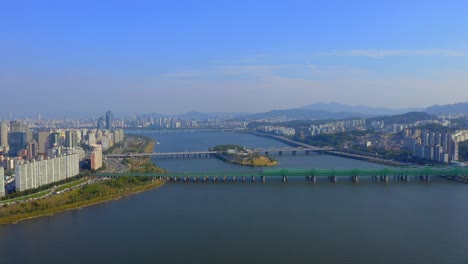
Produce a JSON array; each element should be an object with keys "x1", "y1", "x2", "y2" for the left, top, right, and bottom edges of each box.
[
  {"x1": 424, "y1": 102, "x2": 468, "y2": 115},
  {"x1": 3, "y1": 102, "x2": 466, "y2": 121}
]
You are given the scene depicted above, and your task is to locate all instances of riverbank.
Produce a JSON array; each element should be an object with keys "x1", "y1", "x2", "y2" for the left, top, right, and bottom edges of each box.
[{"x1": 0, "y1": 178, "x2": 165, "y2": 225}]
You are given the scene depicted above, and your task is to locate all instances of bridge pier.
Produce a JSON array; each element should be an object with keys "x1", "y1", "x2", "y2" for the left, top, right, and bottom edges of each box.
[
  {"x1": 282, "y1": 176, "x2": 288, "y2": 183},
  {"x1": 279, "y1": 151, "x2": 283, "y2": 156},
  {"x1": 251, "y1": 176, "x2": 256, "y2": 183},
  {"x1": 312, "y1": 176, "x2": 316, "y2": 183},
  {"x1": 330, "y1": 176, "x2": 337, "y2": 182},
  {"x1": 261, "y1": 176, "x2": 266, "y2": 183},
  {"x1": 232, "y1": 176, "x2": 236, "y2": 182},
  {"x1": 213, "y1": 176, "x2": 217, "y2": 182},
  {"x1": 292, "y1": 151, "x2": 296, "y2": 156},
  {"x1": 352, "y1": 176, "x2": 359, "y2": 182},
  {"x1": 223, "y1": 176, "x2": 227, "y2": 182},
  {"x1": 305, "y1": 150, "x2": 310, "y2": 155},
  {"x1": 242, "y1": 176, "x2": 246, "y2": 183}
]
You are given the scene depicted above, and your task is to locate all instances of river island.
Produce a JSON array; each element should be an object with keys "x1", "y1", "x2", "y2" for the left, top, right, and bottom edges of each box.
[{"x1": 210, "y1": 144, "x2": 278, "y2": 166}]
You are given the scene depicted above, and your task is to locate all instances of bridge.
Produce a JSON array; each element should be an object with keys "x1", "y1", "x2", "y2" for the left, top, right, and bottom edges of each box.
[
  {"x1": 95, "y1": 167, "x2": 468, "y2": 183},
  {"x1": 105, "y1": 147, "x2": 334, "y2": 159}
]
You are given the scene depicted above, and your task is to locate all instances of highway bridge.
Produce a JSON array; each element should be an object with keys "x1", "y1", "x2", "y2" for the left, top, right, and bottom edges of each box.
[
  {"x1": 105, "y1": 147, "x2": 334, "y2": 159},
  {"x1": 95, "y1": 167, "x2": 468, "y2": 183}
]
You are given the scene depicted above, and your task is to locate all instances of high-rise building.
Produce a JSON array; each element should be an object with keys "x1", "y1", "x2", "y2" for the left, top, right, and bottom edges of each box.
[
  {"x1": 8, "y1": 132, "x2": 27, "y2": 156},
  {"x1": 90, "y1": 144, "x2": 103, "y2": 170},
  {"x1": 38, "y1": 130, "x2": 50, "y2": 154},
  {"x1": 65, "y1": 130, "x2": 78, "y2": 148},
  {"x1": 49, "y1": 132, "x2": 61, "y2": 147},
  {"x1": 105, "y1": 111, "x2": 113, "y2": 130},
  {"x1": 97, "y1": 117, "x2": 105, "y2": 131},
  {"x1": 15, "y1": 154, "x2": 80, "y2": 192},
  {"x1": 0, "y1": 167, "x2": 5, "y2": 197},
  {"x1": 10, "y1": 120, "x2": 32, "y2": 144},
  {"x1": 10, "y1": 120, "x2": 28, "y2": 133},
  {"x1": 27, "y1": 140, "x2": 39, "y2": 160},
  {"x1": 0, "y1": 122, "x2": 8, "y2": 150}
]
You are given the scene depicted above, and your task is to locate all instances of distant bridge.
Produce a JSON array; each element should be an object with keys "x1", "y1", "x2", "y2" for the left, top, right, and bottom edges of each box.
[
  {"x1": 105, "y1": 147, "x2": 334, "y2": 159},
  {"x1": 95, "y1": 167, "x2": 468, "y2": 183}
]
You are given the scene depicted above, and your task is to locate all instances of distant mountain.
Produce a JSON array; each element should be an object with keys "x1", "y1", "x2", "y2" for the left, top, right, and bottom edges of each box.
[
  {"x1": 367, "y1": 112, "x2": 435, "y2": 125},
  {"x1": 424, "y1": 102, "x2": 468, "y2": 115},
  {"x1": 302, "y1": 102, "x2": 420, "y2": 116},
  {"x1": 237, "y1": 109, "x2": 365, "y2": 121}
]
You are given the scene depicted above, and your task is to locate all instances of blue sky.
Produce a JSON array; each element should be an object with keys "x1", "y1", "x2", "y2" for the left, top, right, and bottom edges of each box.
[{"x1": 1, "y1": 0, "x2": 468, "y2": 114}]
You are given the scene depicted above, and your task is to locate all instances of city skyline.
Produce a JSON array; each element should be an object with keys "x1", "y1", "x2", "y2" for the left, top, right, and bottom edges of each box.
[{"x1": 2, "y1": 1, "x2": 468, "y2": 113}]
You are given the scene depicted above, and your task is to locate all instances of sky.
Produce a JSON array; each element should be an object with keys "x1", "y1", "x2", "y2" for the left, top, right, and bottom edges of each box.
[{"x1": 1, "y1": 0, "x2": 468, "y2": 114}]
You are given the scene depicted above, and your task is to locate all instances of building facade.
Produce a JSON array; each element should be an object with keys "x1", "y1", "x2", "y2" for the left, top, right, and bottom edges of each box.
[
  {"x1": 0, "y1": 167, "x2": 5, "y2": 197},
  {"x1": 15, "y1": 153, "x2": 80, "y2": 192},
  {"x1": 106, "y1": 111, "x2": 113, "y2": 130},
  {"x1": 0, "y1": 122, "x2": 8, "y2": 151},
  {"x1": 90, "y1": 144, "x2": 103, "y2": 170}
]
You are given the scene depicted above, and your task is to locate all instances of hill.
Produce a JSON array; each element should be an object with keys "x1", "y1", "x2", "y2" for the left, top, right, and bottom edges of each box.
[
  {"x1": 367, "y1": 112, "x2": 435, "y2": 125},
  {"x1": 424, "y1": 102, "x2": 468, "y2": 115}
]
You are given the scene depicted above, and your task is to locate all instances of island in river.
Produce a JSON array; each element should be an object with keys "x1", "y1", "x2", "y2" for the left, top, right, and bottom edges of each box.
[{"x1": 209, "y1": 144, "x2": 278, "y2": 166}]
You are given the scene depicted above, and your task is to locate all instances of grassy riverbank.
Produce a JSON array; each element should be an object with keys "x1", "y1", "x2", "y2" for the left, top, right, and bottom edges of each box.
[{"x1": 0, "y1": 177, "x2": 164, "y2": 224}]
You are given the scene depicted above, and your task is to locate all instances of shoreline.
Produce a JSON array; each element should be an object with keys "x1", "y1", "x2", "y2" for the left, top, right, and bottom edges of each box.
[{"x1": 0, "y1": 180, "x2": 165, "y2": 225}]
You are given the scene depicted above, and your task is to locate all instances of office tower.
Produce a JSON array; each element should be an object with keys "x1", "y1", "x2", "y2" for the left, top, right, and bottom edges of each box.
[
  {"x1": 27, "y1": 140, "x2": 38, "y2": 160},
  {"x1": 97, "y1": 117, "x2": 105, "y2": 131},
  {"x1": 10, "y1": 120, "x2": 28, "y2": 133},
  {"x1": 48, "y1": 132, "x2": 61, "y2": 147},
  {"x1": 105, "y1": 111, "x2": 113, "y2": 130},
  {"x1": 10, "y1": 120, "x2": 31, "y2": 142},
  {"x1": 8, "y1": 132, "x2": 27, "y2": 156},
  {"x1": 0, "y1": 122, "x2": 8, "y2": 150},
  {"x1": 65, "y1": 130, "x2": 78, "y2": 148},
  {"x1": 38, "y1": 130, "x2": 50, "y2": 154}
]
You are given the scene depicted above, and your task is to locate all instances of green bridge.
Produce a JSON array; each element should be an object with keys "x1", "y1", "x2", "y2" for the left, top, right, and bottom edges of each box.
[{"x1": 95, "y1": 167, "x2": 468, "y2": 183}]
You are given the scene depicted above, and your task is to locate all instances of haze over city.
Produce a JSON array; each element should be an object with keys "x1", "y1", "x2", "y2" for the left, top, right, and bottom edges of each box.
[{"x1": 2, "y1": 1, "x2": 468, "y2": 114}]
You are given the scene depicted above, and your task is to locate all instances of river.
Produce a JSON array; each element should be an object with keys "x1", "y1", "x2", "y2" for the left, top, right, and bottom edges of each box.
[{"x1": 1, "y1": 131, "x2": 468, "y2": 264}]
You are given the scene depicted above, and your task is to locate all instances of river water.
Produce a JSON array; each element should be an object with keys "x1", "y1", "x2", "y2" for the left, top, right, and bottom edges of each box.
[{"x1": 1, "y1": 131, "x2": 468, "y2": 264}]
